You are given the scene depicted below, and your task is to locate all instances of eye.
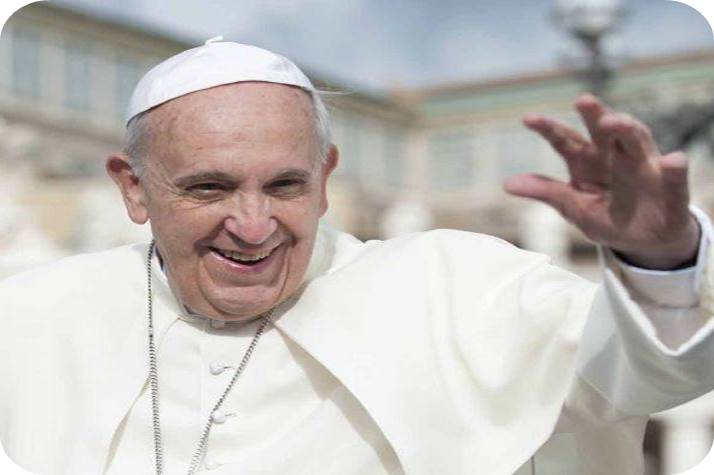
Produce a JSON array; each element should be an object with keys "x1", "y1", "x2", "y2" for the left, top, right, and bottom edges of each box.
[
  {"x1": 272, "y1": 179, "x2": 300, "y2": 188},
  {"x1": 267, "y1": 178, "x2": 308, "y2": 197},
  {"x1": 184, "y1": 182, "x2": 229, "y2": 198},
  {"x1": 190, "y1": 183, "x2": 225, "y2": 191}
]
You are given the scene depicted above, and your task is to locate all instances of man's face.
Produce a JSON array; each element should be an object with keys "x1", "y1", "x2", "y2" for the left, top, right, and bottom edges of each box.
[{"x1": 114, "y1": 82, "x2": 337, "y2": 320}]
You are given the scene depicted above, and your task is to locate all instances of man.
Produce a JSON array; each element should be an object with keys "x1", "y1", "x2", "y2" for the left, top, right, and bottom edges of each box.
[{"x1": 1, "y1": 39, "x2": 714, "y2": 475}]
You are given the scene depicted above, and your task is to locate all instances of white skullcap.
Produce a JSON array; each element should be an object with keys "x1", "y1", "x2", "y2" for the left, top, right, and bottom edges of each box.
[{"x1": 125, "y1": 36, "x2": 316, "y2": 126}]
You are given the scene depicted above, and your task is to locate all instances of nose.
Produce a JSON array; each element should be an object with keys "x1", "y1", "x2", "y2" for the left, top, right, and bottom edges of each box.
[{"x1": 223, "y1": 193, "x2": 277, "y2": 245}]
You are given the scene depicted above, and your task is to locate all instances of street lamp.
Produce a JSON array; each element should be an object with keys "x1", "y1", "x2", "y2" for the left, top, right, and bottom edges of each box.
[
  {"x1": 552, "y1": 0, "x2": 628, "y2": 99},
  {"x1": 553, "y1": 1, "x2": 714, "y2": 154}
]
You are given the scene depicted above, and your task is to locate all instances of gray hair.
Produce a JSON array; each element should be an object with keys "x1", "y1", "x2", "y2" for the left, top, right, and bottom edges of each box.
[{"x1": 124, "y1": 88, "x2": 333, "y2": 177}]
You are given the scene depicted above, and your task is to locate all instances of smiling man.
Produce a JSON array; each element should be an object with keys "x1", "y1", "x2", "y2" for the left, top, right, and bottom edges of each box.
[
  {"x1": 110, "y1": 80, "x2": 337, "y2": 320},
  {"x1": 2, "y1": 39, "x2": 714, "y2": 475}
]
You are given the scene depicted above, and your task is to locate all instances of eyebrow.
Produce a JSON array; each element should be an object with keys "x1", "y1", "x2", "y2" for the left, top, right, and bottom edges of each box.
[
  {"x1": 173, "y1": 168, "x2": 312, "y2": 188},
  {"x1": 269, "y1": 169, "x2": 312, "y2": 182},
  {"x1": 174, "y1": 171, "x2": 236, "y2": 188}
]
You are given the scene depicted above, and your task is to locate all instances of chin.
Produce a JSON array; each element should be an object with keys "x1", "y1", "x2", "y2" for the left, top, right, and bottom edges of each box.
[
  {"x1": 219, "y1": 304, "x2": 273, "y2": 322},
  {"x1": 209, "y1": 289, "x2": 284, "y2": 321}
]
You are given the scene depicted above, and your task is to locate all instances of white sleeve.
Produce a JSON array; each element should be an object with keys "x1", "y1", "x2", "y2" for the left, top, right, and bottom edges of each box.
[
  {"x1": 603, "y1": 205, "x2": 712, "y2": 349},
  {"x1": 575, "y1": 206, "x2": 714, "y2": 415}
]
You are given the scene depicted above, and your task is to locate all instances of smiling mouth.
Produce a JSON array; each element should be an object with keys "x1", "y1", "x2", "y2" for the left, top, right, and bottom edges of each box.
[{"x1": 210, "y1": 246, "x2": 277, "y2": 266}]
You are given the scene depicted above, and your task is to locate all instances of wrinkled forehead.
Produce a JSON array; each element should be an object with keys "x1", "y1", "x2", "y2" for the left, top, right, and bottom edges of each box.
[
  {"x1": 153, "y1": 82, "x2": 314, "y2": 135},
  {"x1": 141, "y1": 82, "x2": 320, "y2": 163}
]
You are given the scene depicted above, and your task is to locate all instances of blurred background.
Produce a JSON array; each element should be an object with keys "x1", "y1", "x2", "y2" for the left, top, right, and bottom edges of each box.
[{"x1": 1, "y1": 0, "x2": 714, "y2": 473}]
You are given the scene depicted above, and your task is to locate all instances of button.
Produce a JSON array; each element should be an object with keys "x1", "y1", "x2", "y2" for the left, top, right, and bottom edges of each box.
[
  {"x1": 210, "y1": 319, "x2": 226, "y2": 329},
  {"x1": 205, "y1": 460, "x2": 222, "y2": 470},
  {"x1": 211, "y1": 410, "x2": 227, "y2": 424},
  {"x1": 209, "y1": 361, "x2": 227, "y2": 375}
]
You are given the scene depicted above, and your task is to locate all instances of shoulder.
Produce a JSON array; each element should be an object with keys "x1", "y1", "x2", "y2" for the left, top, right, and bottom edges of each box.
[
  {"x1": 310, "y1": 227, "x2": 583, "y2": 308},
  {"x1": 0, "y1": 243, "x2": 149, "y2": 311},
  {"x1": 327, "y1": 227, "x2": 550, "y2": 279},
  {"x1": 391, "y1": 228, "x2": 538, "y2": 258}
]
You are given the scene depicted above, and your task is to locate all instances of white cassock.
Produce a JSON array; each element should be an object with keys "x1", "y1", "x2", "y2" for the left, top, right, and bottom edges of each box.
[{"x1": 2, "y1": 212, "x2": 714, "y2": 475}]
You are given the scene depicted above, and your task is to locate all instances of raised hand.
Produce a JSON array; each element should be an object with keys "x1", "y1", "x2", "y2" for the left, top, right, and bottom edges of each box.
[{"x1": 504, "y1": 94, "x2": 699, "y2": 270}]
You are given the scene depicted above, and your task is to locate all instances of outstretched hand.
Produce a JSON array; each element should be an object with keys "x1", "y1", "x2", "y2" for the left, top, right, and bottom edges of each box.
[{"x1": 504, "y1": 94, "x2": 699, "y2": 270}]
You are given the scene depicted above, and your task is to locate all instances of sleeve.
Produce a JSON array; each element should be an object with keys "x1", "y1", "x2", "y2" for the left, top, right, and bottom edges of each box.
[
  {"x1": 573, "y1": 207, "x2": 714, "y2": 415},
  {"x1": 604, "y1": 205, "x2": 711, "y2": 349}
]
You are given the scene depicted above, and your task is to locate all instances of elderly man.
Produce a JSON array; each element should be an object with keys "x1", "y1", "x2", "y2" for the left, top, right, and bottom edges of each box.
[{"x1": 2, "y1": 40, "x2": 714, "y2": 475}]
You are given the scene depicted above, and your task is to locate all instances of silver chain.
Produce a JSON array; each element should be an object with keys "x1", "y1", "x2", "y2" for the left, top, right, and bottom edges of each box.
[
  {"x1": 146, "y1": 240, "x2": 273, "y2": 474},
  {"x1": 147, "y1": 240, "x2": 163, "y2": 474}
]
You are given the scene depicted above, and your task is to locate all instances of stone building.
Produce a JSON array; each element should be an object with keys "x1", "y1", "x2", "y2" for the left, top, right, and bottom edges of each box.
[{"x1": 2, "y1": 2, "x2": 714, "y2": 473}]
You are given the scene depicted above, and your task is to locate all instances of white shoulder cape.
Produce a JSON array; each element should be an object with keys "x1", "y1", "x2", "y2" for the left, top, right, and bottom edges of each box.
[{"x1": 2, "y1": 225, "x2": 714, "y2": 474}]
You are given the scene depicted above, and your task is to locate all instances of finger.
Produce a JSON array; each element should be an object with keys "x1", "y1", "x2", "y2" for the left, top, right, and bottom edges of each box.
[
  {"x1": 599, "y1": 112, "x2": 660, "y2": 166},
  {"x1": 523, "y1": 114, "x2": 589, "y2": 157},
  {"x1": 503, "y1": 173, "x2": 578, "y2": 218},
  {"x1": 575, "y1": 93, "x2": 610, "y2": 152},
  {"x1": 659, "y1": 151, "x2": 689, "y2": 184},
  {"x1": 659, "y1": 151, "x2": 691, "y2": 209},
  {"x1": 523, "y1": 114, "x2": 607, "y2": 187}
]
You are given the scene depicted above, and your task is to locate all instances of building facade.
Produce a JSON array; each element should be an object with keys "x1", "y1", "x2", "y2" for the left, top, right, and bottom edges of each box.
[{"x1": 2, "y1": 2, "x2": 714, "y2": 473}]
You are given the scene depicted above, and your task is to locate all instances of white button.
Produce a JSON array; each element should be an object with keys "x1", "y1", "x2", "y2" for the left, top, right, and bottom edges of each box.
[
  {"x1": 210, "y1": 319, "x2": 226, "y2": 329},
  {"x1": 205, "y1": 460, "x2": 221, "y2": 470},
  {"x1": 209, "y1": 361, "x2": 226, "y2": 375},
  {"x1": 211, "y1": 410, "x2": 227, "y2": 424}
]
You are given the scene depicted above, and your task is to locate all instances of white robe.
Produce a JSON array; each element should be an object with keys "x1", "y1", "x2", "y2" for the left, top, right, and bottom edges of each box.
[
  {"x1": 104, "y1": 306, "x2": 404, "y2": 474},
  {"x1": 2, "y1": 219, "x2": 714, "y2": 474}
]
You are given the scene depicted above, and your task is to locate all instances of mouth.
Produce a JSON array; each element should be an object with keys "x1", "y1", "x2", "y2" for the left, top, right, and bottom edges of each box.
[{"x1": 209, "y1": 245, "x2": 279, "y2": 267}]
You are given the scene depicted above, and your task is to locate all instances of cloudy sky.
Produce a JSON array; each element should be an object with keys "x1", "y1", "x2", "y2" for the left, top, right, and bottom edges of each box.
[{"x1": 50, "y1": 0, "x2": 714, "y2": 92}]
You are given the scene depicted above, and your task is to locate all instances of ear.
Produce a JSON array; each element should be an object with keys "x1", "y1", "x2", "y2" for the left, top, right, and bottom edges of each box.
[
  {"x1": 319, "y1": 144, "x2": 339, "y2": 216},
  {"x1": 106, "y1": 154, "x2": 149, "y2": 224}
]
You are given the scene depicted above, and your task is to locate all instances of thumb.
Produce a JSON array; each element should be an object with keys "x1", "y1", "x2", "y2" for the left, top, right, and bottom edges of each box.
[
  {"x1": 504, "y1": 173, "x2": 576, "y2": 217},
  {"x1": 659, "y1": 151, "x2": 689, "y2": 185},
  {"x1": 659, "y1": 151, "x2": 691, "y2": 212}
]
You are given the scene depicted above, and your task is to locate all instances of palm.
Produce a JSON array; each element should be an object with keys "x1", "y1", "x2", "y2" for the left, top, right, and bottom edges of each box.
[{"x1": 504, "y1": 94, "x2": 698, "y2": 269}]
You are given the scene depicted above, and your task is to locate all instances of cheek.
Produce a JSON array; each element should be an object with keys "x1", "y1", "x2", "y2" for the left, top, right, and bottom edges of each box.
[
  {"x1": 149, "y1": 204, "x2": 220, "y2": 254},
  {"x1": 278, "y1": 201, "x2": 321, "y2": 236},
  {"x1": 284, "y1": 211, "x2": 320, "y2": 269}
]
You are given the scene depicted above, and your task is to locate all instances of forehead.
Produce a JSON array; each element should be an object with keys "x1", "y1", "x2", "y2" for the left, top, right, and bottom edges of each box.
[{"x1": 145, "y1": 82, "x2": 318, "y2": 159}]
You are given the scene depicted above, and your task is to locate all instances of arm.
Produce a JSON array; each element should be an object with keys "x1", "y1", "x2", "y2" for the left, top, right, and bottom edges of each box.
[
  {"x1": 506, "y1": 95, "x2": 714, "y2": 415},
  {"x1": 602, "y1": 206, "x2": 712, "y2": 350},
  {"x1": 574, "y1": 209, "x2": 714, "y2": 416}
]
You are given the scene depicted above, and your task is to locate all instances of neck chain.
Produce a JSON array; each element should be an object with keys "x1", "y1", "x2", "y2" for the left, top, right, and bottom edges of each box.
[{"x1": 146, "y1": 240, "x2": 273, "y2": 474}]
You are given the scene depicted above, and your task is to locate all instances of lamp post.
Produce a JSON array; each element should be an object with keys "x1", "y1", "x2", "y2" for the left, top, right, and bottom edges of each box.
[
  {"x1": 552, "y1": 0, "x2": 714, "y2": 154},
  {"x1": 552, "y1": 0, "x2": 628, "y2": 99}
]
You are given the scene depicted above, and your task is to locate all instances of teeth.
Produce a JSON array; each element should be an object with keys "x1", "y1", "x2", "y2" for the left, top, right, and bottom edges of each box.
[{"x1": 216, "y1": 248, "x2": 273, "y2": 262}]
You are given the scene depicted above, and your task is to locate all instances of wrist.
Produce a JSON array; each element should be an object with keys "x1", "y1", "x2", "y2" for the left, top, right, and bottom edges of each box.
[{"x1": 613, "y1": 215, "x2": 701, "y2": 270}]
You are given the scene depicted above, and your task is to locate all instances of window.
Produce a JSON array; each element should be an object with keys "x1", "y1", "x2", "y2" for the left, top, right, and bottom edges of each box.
[
  {"x1": 498, "y1": 128, "x2": 539, "y2": 179},
  {"x1": 428, "y1": 129, "x2": 475, "y2": 190},
  {"x1": 115, "y1": 57, "x2": 140, "y2": 119},
  {"x1": 383, "y1": 128, "x2": 404, "y2": 187},
  {"x1": 339, "y1": 115, "x2": 362, "y2": 178},
  {"x1": 11, "y1": 27, "x2": 40, "y2": 97},
  {"x1": 65, "y1": 44, "x2": 91, "y2": 110}
]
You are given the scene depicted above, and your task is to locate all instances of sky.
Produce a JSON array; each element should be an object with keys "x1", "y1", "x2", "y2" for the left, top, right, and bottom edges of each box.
[{"x1": 49, "y1": 0, "x2": 714, "y2": 93}]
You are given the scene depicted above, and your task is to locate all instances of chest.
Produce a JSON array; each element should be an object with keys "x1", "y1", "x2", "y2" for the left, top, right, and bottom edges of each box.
[{"x1": 104, "y1": 318, "x2": 404, "y2": 474}]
